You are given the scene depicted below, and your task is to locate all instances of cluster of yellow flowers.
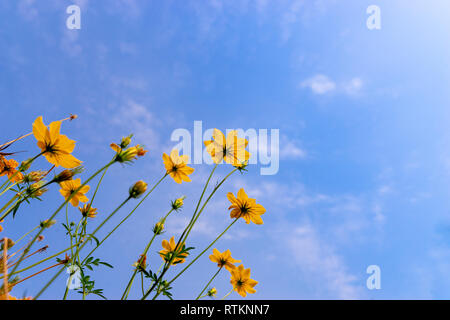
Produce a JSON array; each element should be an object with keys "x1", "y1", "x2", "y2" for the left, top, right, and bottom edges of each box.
[{"x1": 0, "y1": 115, "x2": 266, "y2": 300}]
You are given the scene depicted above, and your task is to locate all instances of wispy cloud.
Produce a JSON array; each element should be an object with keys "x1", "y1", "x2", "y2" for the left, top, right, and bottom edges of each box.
[
  {"x1": 287, "y1": 224, "x2": 363, "y2": 299},
  {"x1": 300, "y1": 74, "x2": 364, "y2": 96},
  {"x1": 300, "y1": 74, "x2": 336, "y2": 94}
]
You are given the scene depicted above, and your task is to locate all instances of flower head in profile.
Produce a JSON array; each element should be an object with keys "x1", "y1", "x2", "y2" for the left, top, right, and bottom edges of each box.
[
  {"x1": 0, "y1": 158, "x2": 23, "y2": 182},
  {"x1": 22, "y1": 171, "x2": 46, "y2": 184},
  {"x1": 33, "y1": 116, "x2": 82, "y2": 168},
  {"x1": 59, "y1": 178, "x2": 90, "y2": 207},
  {"x1": 209, "y1": 248, "x2": 241, "y2": 272},
  {"x1": 159, "y1": 236, "x2": 189, "y2": 265},
  {"x1": 171, "y1": 196, "x2": 186, "y2": 211},
  {"x1": 113, "y1": 144, "x2": 147, "y2": 163},
  {"x1": 79, "y1": 204, "x2": 98, "y2": 218},
  {"x1": 230, "y1": 264, "x2": 258, "y2": 297},
  {"x1": 227, "y1": 188, "x2": 266, "y2": 225},
  {"x1": 163, "y1": 149, "x2": 194, "y2": 184},
  {"x1": 204, "y1": 129, "x2": 250, "y2": 166}
]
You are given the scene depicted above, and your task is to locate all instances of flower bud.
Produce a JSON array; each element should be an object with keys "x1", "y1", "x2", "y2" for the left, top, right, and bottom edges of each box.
[
  {"x1": 153, "y1": 221, "x2": 164, "y2": 235},
  {"x1": 171, "y1": 196, "x2": 186, "y2": 211},
  {"x1": 26, "y1": 182, "x2": 48, "y2": 198},
  {"x1": 129, "y1": 180, "x2": 148, "y2": 198},
  {"x1": 132, "y1": 254, "x2": 147, "y2": 269},
  {"x1": 53, "y1": 167, "x2": 83, "y2": 183},
  {"x1": 120, "y1": 135, "x2": 133, "y2": 149},
  {"x1": 0, "y1": 238, "x2": 15, "y2": 251},
  {"x1": 207, "y1": 287, "x2": 217, "y2": 297},
  {"x1": 40, "y1": 219, "x2": 56, "y2": 229},
  {"x1": 19, "y1": 159, "x2": 32, "y2": 172}
]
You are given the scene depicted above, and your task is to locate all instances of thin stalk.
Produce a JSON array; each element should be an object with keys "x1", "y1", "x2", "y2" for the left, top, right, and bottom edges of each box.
[
  {"x1": 82, "y1": 174, "x2": 167, "y2": 264},
  {"x1": 2, "y1": 242, "x2": 81, "y2": 279},
  {"x1": 13, "y1": 261, "x2": 64, "y2": 287},
  {"x1": 149, "y1": 219, "x2": 238, "y2": 300},
  {"x1": 62, "y1": 196, "x2": 131, "y2": 299},
  {"x1": 13, "y1": 225, "x2": 39, "y2": 246},
  {"x1": 10, "y1": 160, "x2": 115, "y2": 277},
  {"x1": 195, "y1": 267, "x2": 222, "y2": 300},
  {"x1": 121, "y1": 209, "x2": 173, "y2": 300},
  {"x1": 143, "y1": 166, "x2": 237, "y2": 300},
  {"x1": 0, "y1": 182, "x2": 18, "y2": 197},
  {"x1": 222, "y1": 289, "x2": 233, "y2": 300},
  {"x1": 2, "y1": 237, "x2": 8, "y2": 299}
]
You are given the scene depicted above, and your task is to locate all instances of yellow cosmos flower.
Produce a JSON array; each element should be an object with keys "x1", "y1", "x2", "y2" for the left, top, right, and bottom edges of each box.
[
  {"x1": 78, "y1": 204, "x2": 98, "y2": 218},
  {"x1": 162, "y1": 149, "x2": 194, "y2": 184},
  {"x1": 33, "y1": 116, "x2": 82, "y2": 168},
  {"x1": 0, "y1": 220, "x2": 3, "y2": 232},
  {"x1": 204, "y1": 129, "x2": 250, "y2": 166},
  {"x1": 209, "y1": 248, "x2": 241, "y2": 272},
  {"x1": 159, "y1": 236, "x2": 189, "y2": 265},
  {"x1": 227, "y1": 188, "x2": 266, "y2": 225},
  {"x1": 59, "y1": 178, "x2": 90, "y2": 207},
  {"x1": 0, "y1": 158, "x2": 23, "y2": 182},
  {"x1": 230, "y1": 264, "x2": 258, "y2": 297}
]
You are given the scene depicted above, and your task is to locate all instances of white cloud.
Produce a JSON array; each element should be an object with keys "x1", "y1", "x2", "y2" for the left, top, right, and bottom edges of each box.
[
  {"x1": 300, "y1": 74, "x2": 364, "y2": 96},
  {"x1": 300, "y1": 74, "x2": 336, "y2": 94},
  {"x1": 288, "y1": 224, "x2": 363, "y2": 299},
  {"x1": 279, "y1": 139, "x2": 307, "y2": 160}
]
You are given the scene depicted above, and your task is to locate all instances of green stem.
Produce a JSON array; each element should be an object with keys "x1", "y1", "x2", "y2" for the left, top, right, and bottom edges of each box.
[
  {"x1": 81, "y1": 174, "x2": 167, "y2": 265},
  {"x1": 0, "y1": 194, "x2": 19, "y2": 218},
  {"x1": 2, "y1": 241, "x2": 82, "y2": 279},
  {"x1": 13, "y1": 225, "x2": 39, "y2": 246},
  {"x1": 10, "y1": 160, "x2": 115, "y2": 278},
  {"x1": 143, "y1": 166, "x2": 237, "y2": 300},
  {"x1": 222, "y1": 289, "x2": 233, "y2": 300},
  {"x1": 149, "y1": 219, "x2": 238, "y2": 300},
  {"x1": 121, "y1": 209, "x2": 173, "y2": 300},
  {"x1": 196, "y1": 267, "x2": 222, "y2": 300},
  {"x1": 63, "y1": 196, "x2": 131, "y2": 300},
  {"x1": 0, "y1": 181, "x2": 18, "y2": 197}
]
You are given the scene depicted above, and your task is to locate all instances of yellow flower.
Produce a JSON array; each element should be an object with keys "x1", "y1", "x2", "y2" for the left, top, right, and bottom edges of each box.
[
  {"x1": 227, "y1": 188, "x2": 266, "y2": 225},
  {"x1": 78, "y1": 204, "x2": 98, "y2": 218},
  {"x1": 230, "y1": 264, "x2": 258, "y2": 297},
  {"x1": 171, "y1": 196, "x2": 186, "y2": 210},
  {"x1": 207, "y1": 287, "x2": 217, "y2": 297},
  {"x1": 129, "y1": 180, "x2": 148, "y2": 198},
  {"x1": 209, "y1": 248, "x2": 241, "y2": 272},
  {"x1": 59, "y1": 178, "x2": 90, "y2": 207},
  {"x1": 204, "y1": 129, "x2": 250, "y2": 166},
  {"x1": 32, "y1": 116, "x2": 82, "y2": 168},
  {"x1": 113, "y1": 144, "x2": 146, "y2": 163},
  {"x1": 162, "y1": 149, "x2": 194, "y2": 184},
  {"x1": 0, "y1": 220, "x2": 3, "y2": 233},
  {"x1": 0, "y1": 158, "x2": 23, "y2": 182},
  {"x1": 159, "y1": 236, "x2": 189, "y2": 265}
]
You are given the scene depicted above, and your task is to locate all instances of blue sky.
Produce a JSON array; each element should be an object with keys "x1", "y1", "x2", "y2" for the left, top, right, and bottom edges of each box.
[{"x1": 1, "y1": 0, "x2": 450, "y2": 299}]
